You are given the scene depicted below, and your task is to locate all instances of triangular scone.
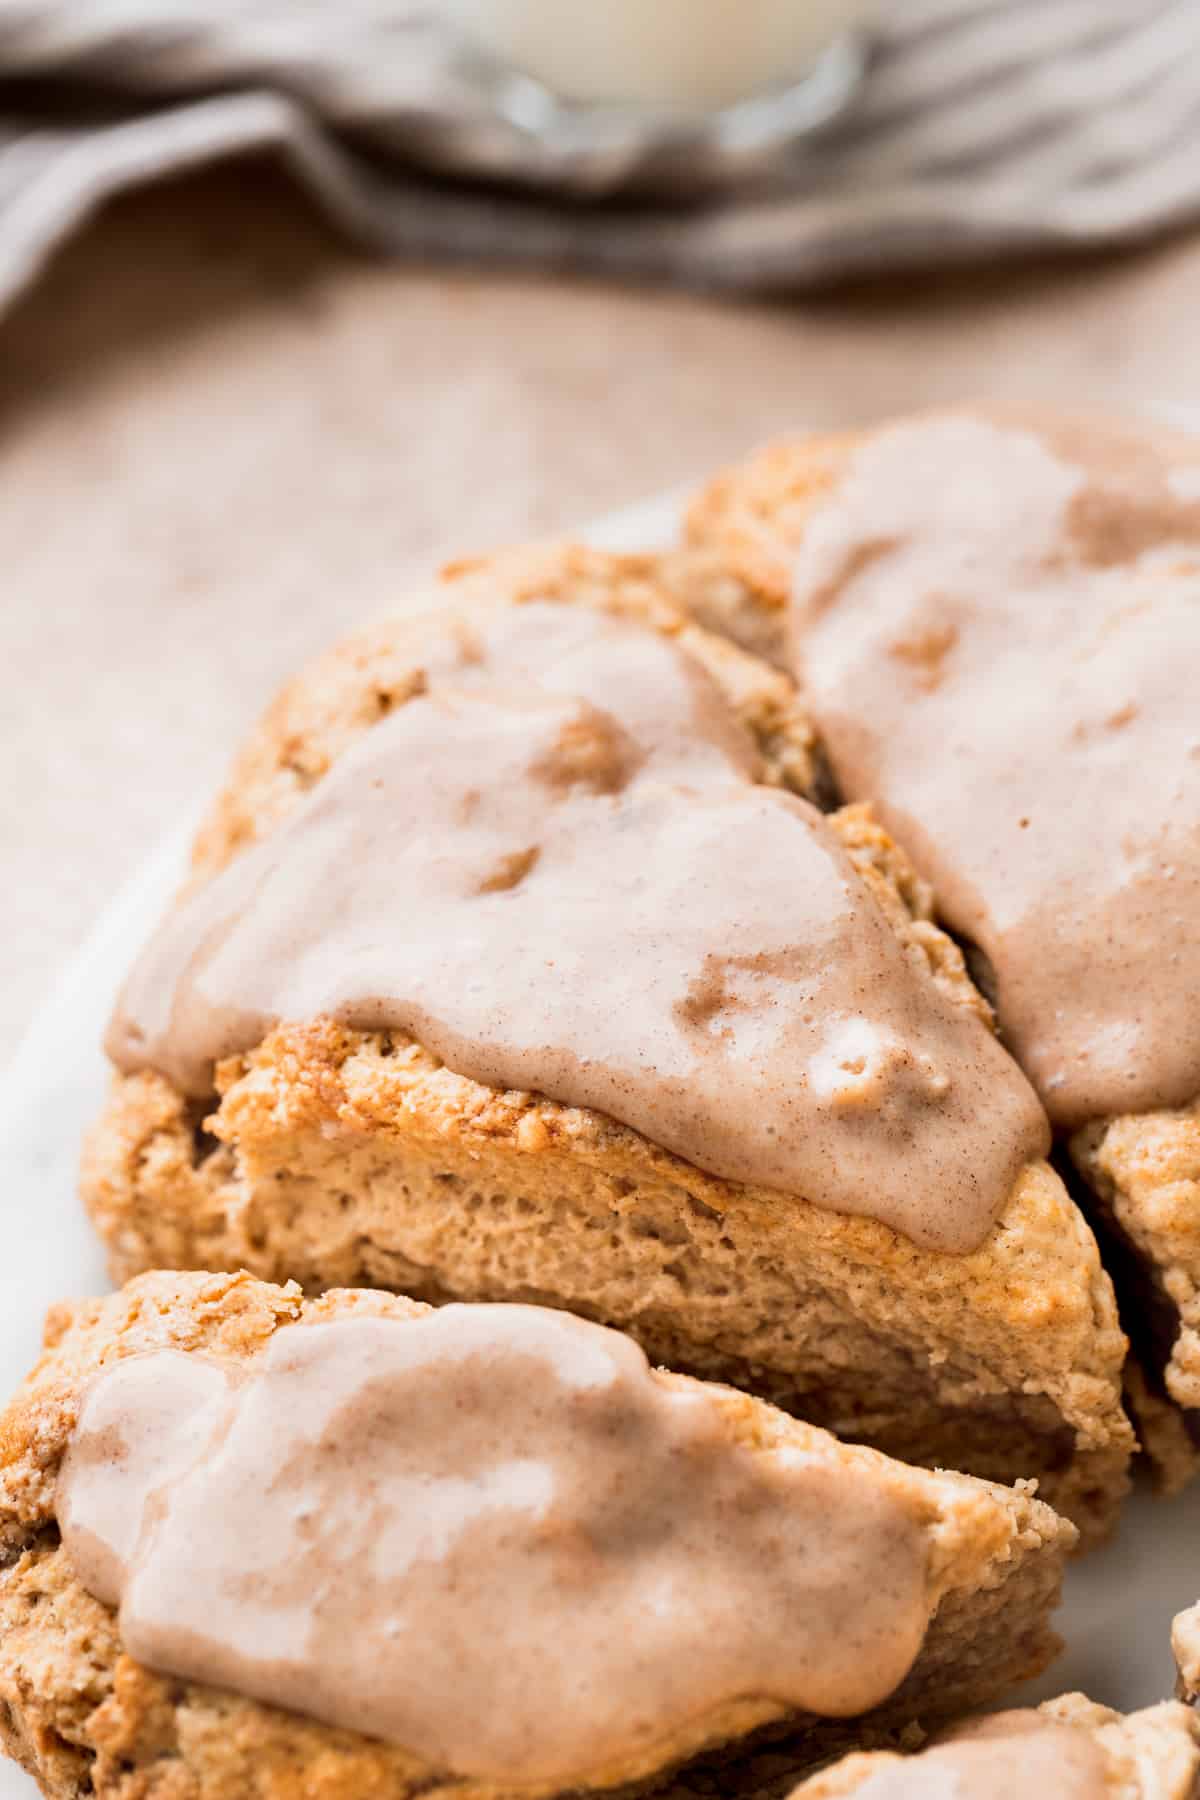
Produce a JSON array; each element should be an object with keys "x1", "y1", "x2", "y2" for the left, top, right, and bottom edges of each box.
[
  {"x1": 81, "y1": 544, "x2": 1132, "y2": 1543},
  {"x1": 788, "y1": 1695, "x2": 1200, "y2": 1798},
  {"x1": 0, "y1": 1272, "x2": 1076, "y2": 1800},
  {"x1": 682, "y1": 416, "x2": 1200, "y2": 1484}
]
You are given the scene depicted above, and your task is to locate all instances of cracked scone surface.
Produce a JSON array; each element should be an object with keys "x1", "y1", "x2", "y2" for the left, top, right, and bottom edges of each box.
[
  {"x1": 82, "y1": 541, "x2": 1132, "y2": 1543},
  {"x1": 789, "y1": 1695, "x2": 1200, "y2": 1798},
  {"x1": 683, "y1": 418, "x2": 1200, "y2": 1480},
  {"x1": 0, "y1": 1271, "x2": 1076, "y2": 1800}
]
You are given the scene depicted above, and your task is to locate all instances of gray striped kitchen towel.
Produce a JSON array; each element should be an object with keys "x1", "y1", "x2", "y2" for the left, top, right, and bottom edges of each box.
[{"x1": 0, "y1": 0, "x2": 1199, "y2": 309}]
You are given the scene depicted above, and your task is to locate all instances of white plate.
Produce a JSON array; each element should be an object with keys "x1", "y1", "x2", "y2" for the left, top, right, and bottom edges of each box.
[{"x1": 1, "y1": 488, "x2": 1197, "y2": 1797}]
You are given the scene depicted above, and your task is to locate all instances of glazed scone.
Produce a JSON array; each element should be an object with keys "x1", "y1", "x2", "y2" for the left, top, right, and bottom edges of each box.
[
  {"x1": 683, "y1": 413, "x2": 1200, "y2": 1479},
  {"x1": 788, "y1": 1695, "x2": 1200, "y2": 1798},
  {"x1": 82, "y1": 543, "x2": 1133, "y2": 1543},
  {"x1": 0, "y1": 1270, "x2": 1077, "y2": 1800}
]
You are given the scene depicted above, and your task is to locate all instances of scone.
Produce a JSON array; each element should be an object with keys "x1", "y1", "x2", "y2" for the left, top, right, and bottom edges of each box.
[
  {"x1": 788, "y1": 1695, "x2": 1200, "y2": 1797},
  {"x1": 1173, "y1": 1602, "x2": 1200, "y2": 1704},
  {"x1": 0, "y1": 1270, "x2": 1077, "y2": 1800},
  {"x1": 683, "y1": 412, "x2": 1200, "y2": 1478},
  {"x1": 82, "y1": 543, "x2": 1133, "y2": 1542}
]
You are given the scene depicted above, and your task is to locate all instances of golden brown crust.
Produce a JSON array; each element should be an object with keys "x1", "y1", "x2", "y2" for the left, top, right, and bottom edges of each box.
[
  {"x1": 790, "y1": 1695, "x2": 1200, "y2": 1798},
  {"x1": 680, "y1": 434, "x2": 860, "y2": 661},
  {"x1": 0, "y1": 1272, "x2": 1075, "y2": 1800},
  {"x1": 81, "y1": 541, "x2": 1132, "y2": 1543}
]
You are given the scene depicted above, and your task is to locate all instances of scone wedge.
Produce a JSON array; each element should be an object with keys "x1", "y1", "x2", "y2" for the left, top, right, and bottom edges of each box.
[
  {"x1": 788, "y1": 1695, "x2": 1200, "y2": 1798},
  {"x1": 82, "y1": 544, "x2": 1132, "y2": 1542},
  {"x1": 682, "y1": 413, "x2": 1200, "y2": 1483},
  {"x1": 0, "y1": 1271, "x2": 1077, "y2": 1800}
]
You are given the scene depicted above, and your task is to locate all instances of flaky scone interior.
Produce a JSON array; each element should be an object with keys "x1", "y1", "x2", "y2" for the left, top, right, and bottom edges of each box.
[
  {"x1": 0, "y1": 1271, "x2": 1077, "y2": 1800},
  {"x1": 82, "y1": 543, "x2": 1132, "y2": 1543}
]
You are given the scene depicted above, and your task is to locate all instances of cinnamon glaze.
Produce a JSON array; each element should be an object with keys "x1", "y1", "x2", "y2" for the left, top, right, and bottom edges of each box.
[
  {"x1": 790, "y1": 414, "x2": 1200, "y2": 1128},
  {"x1": 107, "y1": 598, "x2": 1047, "y2": 1253},
  {"x1": 60, "y1": 1306, "x2": 936, "y2": 1779}
]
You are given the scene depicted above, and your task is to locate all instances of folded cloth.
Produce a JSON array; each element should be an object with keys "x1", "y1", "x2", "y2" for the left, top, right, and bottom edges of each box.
[{"x1": 0, "y1": 0, "x2": 1199, "y2": 311}]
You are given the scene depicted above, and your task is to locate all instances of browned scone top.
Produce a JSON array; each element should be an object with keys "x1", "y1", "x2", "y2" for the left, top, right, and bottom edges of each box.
[
  {"x1": 683, "y1": 413, "x2": 1200, "y2": 1479},
  {"x1": 82, "y1": 541, "x2": 1133, "y2": 1543},
  {"x1": 0, "y1": 1271, "x2": 1077, "y2": 1800},
  {"x1": 788, "y1": 1694, "x2": 1200, "y2": 1798}
]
